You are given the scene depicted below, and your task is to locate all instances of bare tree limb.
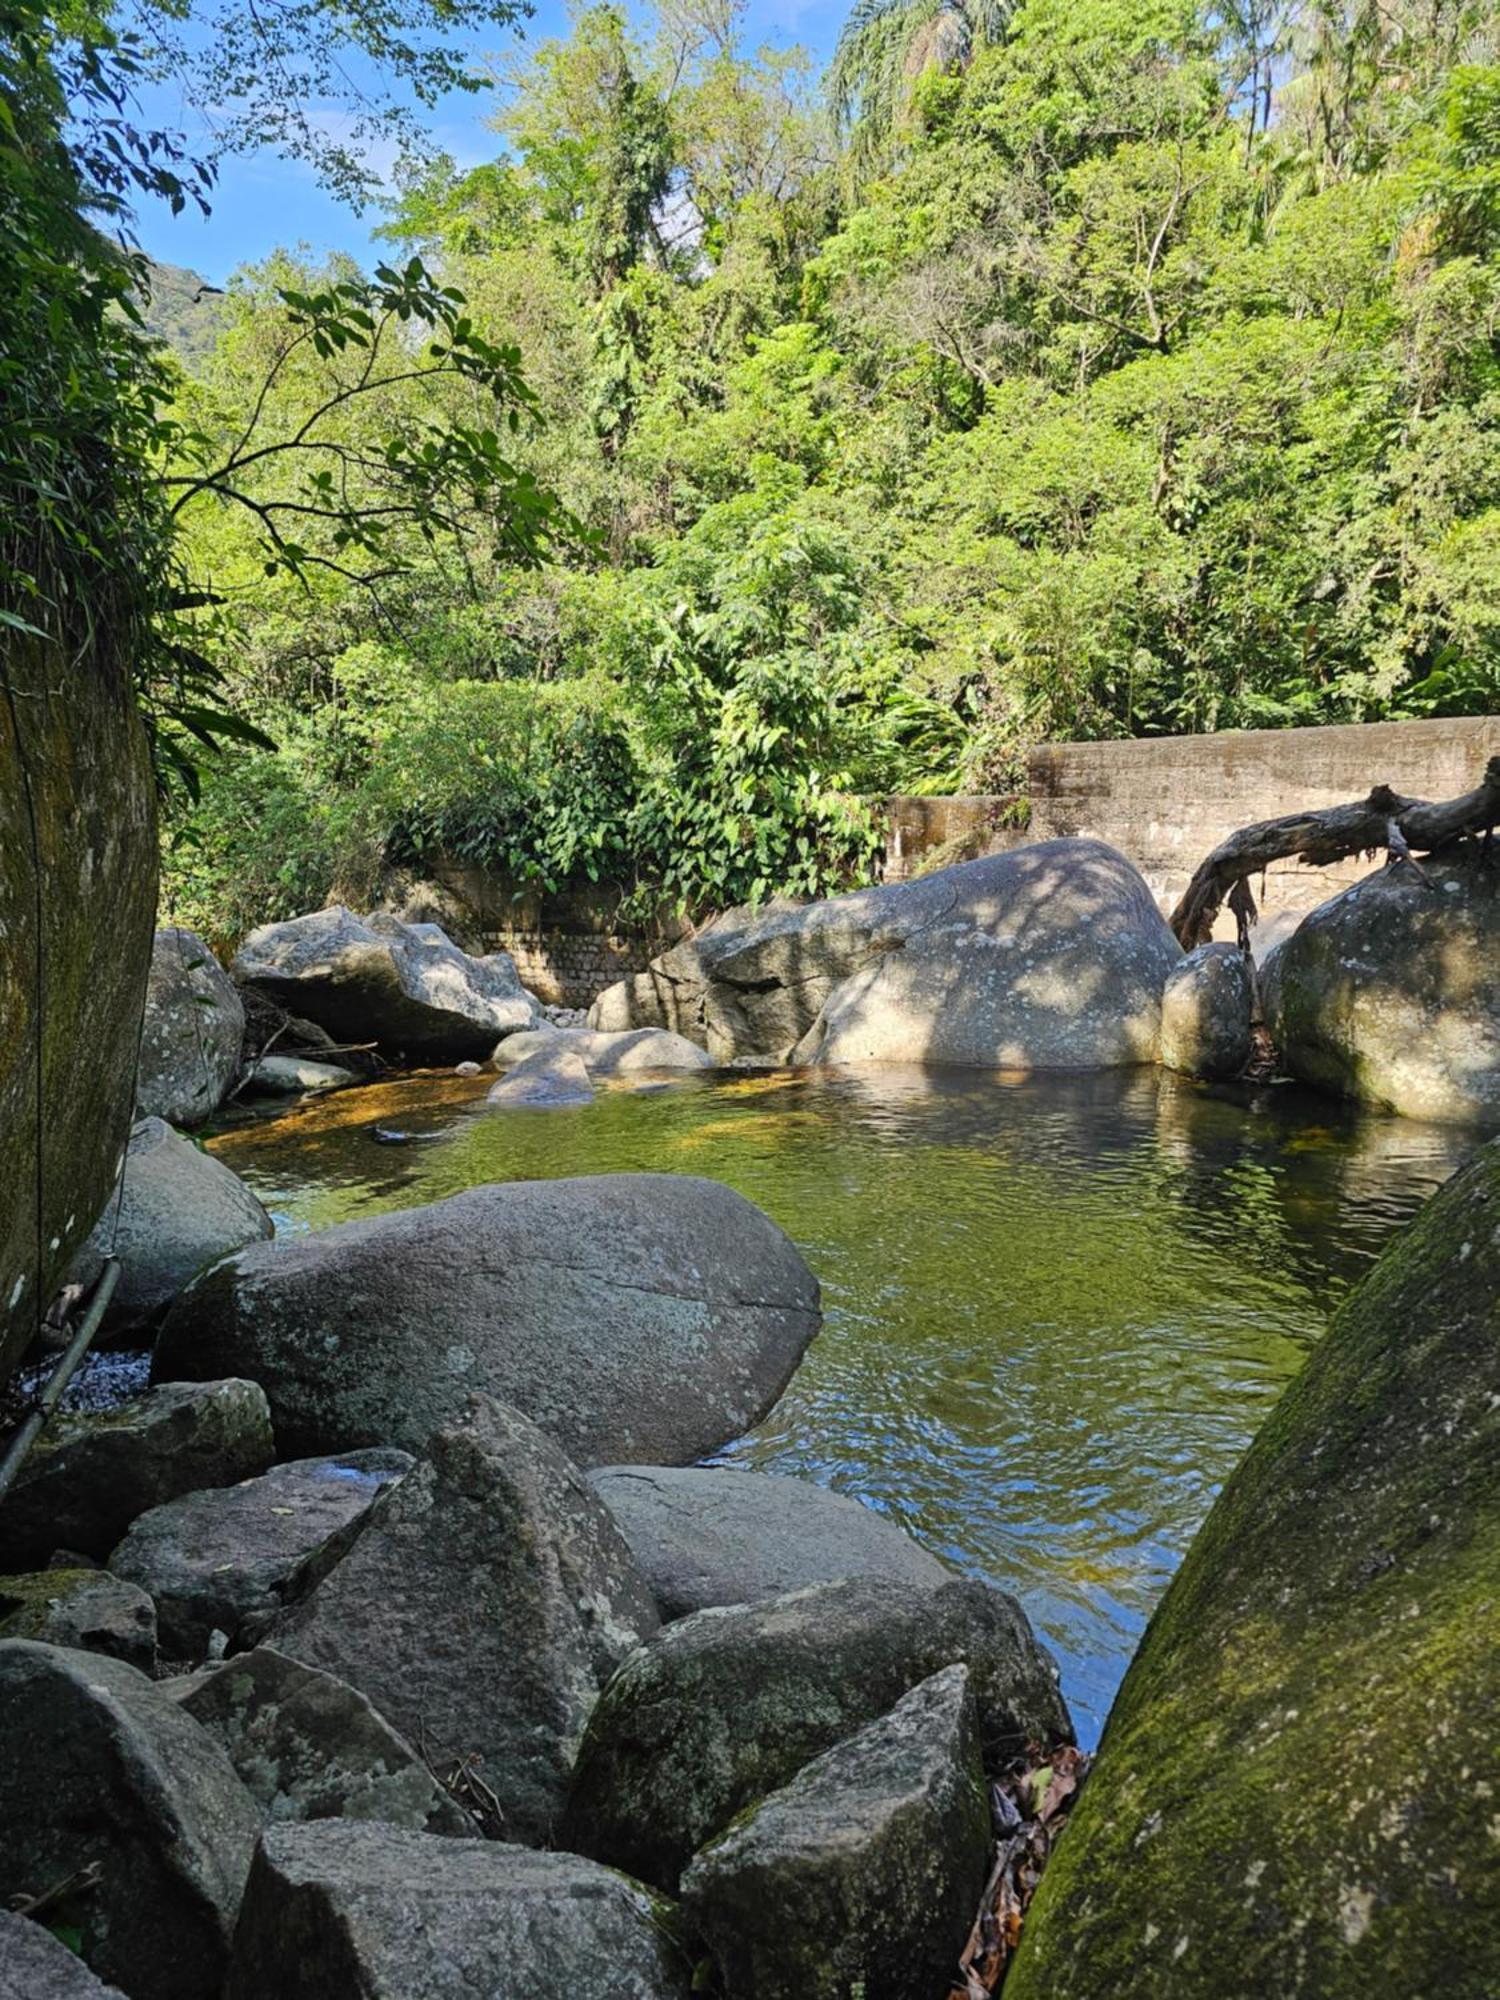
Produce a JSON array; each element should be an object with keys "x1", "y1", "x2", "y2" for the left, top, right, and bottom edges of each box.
[{"x1": 1170, "y1": 755, "x2": 1500, "y2": 948}]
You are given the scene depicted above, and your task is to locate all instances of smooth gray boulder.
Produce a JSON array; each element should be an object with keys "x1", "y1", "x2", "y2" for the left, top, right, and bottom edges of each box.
[
  {"x1": 268, "y1": 1395, "x2": 659, "y2": 1846},
  {"x1": 1263, "y1": 845, "x2": 1500, "y2": 1123},
  {"x1": 681, "y1": 1665, "x2": 991, "y2": 2000},
  {"x1": 493, "y1": 1026, "x2": 714, "y2": 1075},
  {"x1": 1158, "y1": 942, "x2": 1254, "y2": 1079},
  {"x1": 0, "y1": 1911, "x2": 127, "y2": 1998},
  {"x1": 232, "y1": 906, "x2": 538, "y2": 1062},
  {"x1": 486, "y1": 1044, "x2": 595, "y2": 1108},
  {"x1": 110, "y1": 1448, "x2": 412, "y2": 1658},
  {"x1": 136, "y1": 927, "x2": 244, "y2": 1129},
  {"x1": 0, "y1": 1568, "x2": 157, "y2": 1670},
  {"x1": 0, "y1": 1641, "x2": 260, "y2": 2000},
  {"x1": 224, "y1": 1822, "x2": 690, "y2": 2000},
  {"x1": 564, "y1": 1576, "x2": 1071, "y2": 1889},
  {"x1": 69, "y1": 1119, "x2": 273, "y2": 1335},
  {"x1": 244, "y1": 1055, "x2": 359, "y2": 1095},
  {"x1": 170, "y1": 1645, "x2": 471, "y2": 1835},
  {"x1": 0, "y1": 1377, "x2": 273, "y2": 1570},
  {"x1": 154, "y1": 1175, "x2": 820, "y2": 1466},
  {"x1": 589, "y1": 1466, "x2": 949, "y2": 1619}
]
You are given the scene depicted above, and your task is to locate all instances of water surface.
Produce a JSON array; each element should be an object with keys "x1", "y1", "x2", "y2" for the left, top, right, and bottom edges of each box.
[{"x1": 210, "y1": 1065, "x2": 1469, "y2": 1745}]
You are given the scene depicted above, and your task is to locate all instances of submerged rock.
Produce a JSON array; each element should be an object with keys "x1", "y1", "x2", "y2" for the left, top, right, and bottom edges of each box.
[
  {"x1": 154, "y1": 1174, "x2": 821, "y2": 1466},
  {"x1": 590, "y1": 841, "x2": 1181, "y2": 1070},
  {"x1": 485, "y1": 1045, "x2": 595, "y2": 1108},
  {"x1": 244, "y1": 1055, "x2": 359, "y2": 1096},
  {"x1": 0, "y1": 1641, "x2": 260, "y2": 2000},
  {"x1": 682, "y1": 1665, "x2": 991, "y2": 2000},
  {"x1": 0, "y1": 1568, "x2": 157, "y2": 1670},
  {"x1": 0, "y1": 1377, "x2": 273, "y2": 1569},
  {"x1": 1007, "y1": 1135, "x2": 1500, "y2": 2000},
  {"x1": 224, "y1": 1822, "x2": 691, "y2": 2000},
  {"x1": 136, "y1": 927, "x2": 245, "y2": 1130},
  {"x1": 0, "y1": 1911, "x2": 127, "y2": 1998},
  {"x1": 232, "y1": 907, "x2": 538, "y2": 1063},
  {"x1": 266, "y1": 1395, "x2": 658, "y2": 1846},
  {"x1": 1158, "y1": 941, "x2": 1253, "y2": 1079},
  {"x1": 110, "y1": 1448, "x2": 412, "y2": 1657},
  {"x1": 492, "y1": 1026, "x2": 714, "y2": 1075},
  {"x1": 589, "y1": 1465, "x2": 949, "y2": 1620},
  {"x1": 1264, "y1": 845, "x2": 1500, "y2": 1123},
  {"x1": 564, "y1": 1575, "x2": 1071, "y2": 1890}
]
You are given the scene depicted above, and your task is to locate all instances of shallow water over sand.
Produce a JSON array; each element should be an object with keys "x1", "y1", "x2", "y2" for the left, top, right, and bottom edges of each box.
[{"x1": 209, "y1": 1065, "x2": 1470, "y2": 1745}]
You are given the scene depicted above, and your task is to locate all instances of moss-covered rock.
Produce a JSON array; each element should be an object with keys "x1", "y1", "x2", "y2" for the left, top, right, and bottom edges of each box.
[{"x1": 1007, "y1": 1138, "x2": 1500, "y2": 2000}]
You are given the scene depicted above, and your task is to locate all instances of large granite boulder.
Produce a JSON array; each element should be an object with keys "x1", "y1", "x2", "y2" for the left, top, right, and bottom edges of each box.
[
  {"x1": 492, "y1": 1026, "x2": 714, "y2": 1075},
  {"x1": 154, "y1": 1175, "x2": 821, "y2": 1466},
  {"x1": 1264, "y1": 845, "x2": 1500, "y2": 1124},
  {"x1": 0, "y1": 1641, "x2": 260, "y2": 2000},
  {"x1": 1007, "y1": 1137, "x2": 1500, "y2": 2000},
  {"x1": 564, "y1": 1576, "x2": 1071, "y2": 1889},
  {"x1": 589, "y1": 1466, "x2": 949, "y2": 1620},
  {"x1": 136, "y1": 928, "x2": 244, "y2": 1128},
  {"x1": 224, "y1": 1823, "x2": 690, "y2": 2000},
  {"x1": 110, "y1": 1448, "x2": 411, "y2": 1657},
  {"x1": 681, "y1": 1665, "x2": 991, "y2": 2000},
  {"x1": 268, "y1": 1395, "x2": 658, "y2": 1845},
  {"x1": 0, "y1": 1911, "x2": 127, "y2": 1999},
  {"x1": 232, "y1": 907, "x2": 538, "y2": 1063},
  {"x1": 69, "y1": 1118, "x2": 273, "y2": 1335},
  {"x1": 169, "y1": 1645, "x2": 471, "y2": 1835},
  {"x1": 1158, "y1": 941, "x2": 1254, "y2": 1079},
  {"x1": 485, "y1": 1044, "x2": 595, "y2": 1108},
  {"x1": 0, "y1": 1568, "x2": 157, "y2": 1670},
  {"x1": 0, "y1": 1377, "x2": 273, "y2": 1570},
  {"x1": 589, "y1": 841, "x2": 1180, "y2": 1069}
]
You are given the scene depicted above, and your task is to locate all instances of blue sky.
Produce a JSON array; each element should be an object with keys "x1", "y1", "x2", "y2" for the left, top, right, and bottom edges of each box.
[{"x1": 132, "y1": 1, "x2": 842, "y2": 283}]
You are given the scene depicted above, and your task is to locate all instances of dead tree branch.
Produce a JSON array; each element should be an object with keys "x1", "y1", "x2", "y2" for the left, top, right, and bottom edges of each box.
[{"x1": 1170, "y1": 755, "x2": 1500, "y2": 948}]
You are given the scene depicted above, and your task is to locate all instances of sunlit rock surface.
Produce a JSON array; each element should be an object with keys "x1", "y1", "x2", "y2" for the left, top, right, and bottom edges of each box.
[{"x1": 136, "y1": 927, "x2": 244, "y2": 1128}]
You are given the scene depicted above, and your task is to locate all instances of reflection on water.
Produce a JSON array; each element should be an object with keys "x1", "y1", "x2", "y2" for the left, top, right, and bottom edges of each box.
[{"x1": 209, "y1": 1065, "x2": 1471, "y2": 1746}]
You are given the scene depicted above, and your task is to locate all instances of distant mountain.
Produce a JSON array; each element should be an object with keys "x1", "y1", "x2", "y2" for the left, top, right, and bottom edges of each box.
[{"x1": 139, "y1": 258, "x2": 227, "y2": 369}]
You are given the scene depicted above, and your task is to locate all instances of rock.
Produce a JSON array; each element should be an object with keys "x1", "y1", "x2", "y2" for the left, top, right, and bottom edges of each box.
[
  {"x1": 0, "y1": 1378, "x2": 273, "y2": 1570},
  {"x1": 169, "y1": 1645, "x2": 471, "y2": 1835},
  {"x1": 244, "y1": 1055, "x2": 358, "y2": 1095},
  {"x1": 454, "y1": 1059, "x2": 481, "y2": 1076},
  {"x1": 485, "y1": 1045, "x2": 595, "y2": 1108},
  {"x1": 154, "y1": 1174, "x2": 820, "y2": 1466},
  {"x1": 136, "y1": 928, "x2": 245, "y2": 1129},
  {"x1": 232, "y1": 906, "x2": 538, "y2": 1063},
  {"x1": 0, "y1": 1641, "x2": 260, "y2": 2000},
  {"x1": 1158, "y1": 942, "x2": 1253, "y2": 1079},
  {"x1": 0, "y1": 1911, "x2": 127, "y2": 1998},
  {"x1": 110, "y1": 1448, "x2": 412, "y2": 1658},
  {"x1": 564, "y1": 1576, "x2": 1071, "y2": 1889},
  {"x1": 223, "y1": 1822, "x2": 690, "y2": 2000},
  {"x1": 0, "y1": 1568, "x2": 157, "y2": 1670},
  {"x1": 267, "y1": 1395, "x2": 658, "y2": 1846},
  {"x1": 681, "y1": 1665, "x2": 991, "y2": 2000},
  {"x1": 589, "y1": 1466, "x2": 949, "y2": 1620},
  {"x1": 1262, "y1": 845, "x2": 1500, "y2": 1123},
  {"x1": 68, "y1": 1119, "x2": 273, "y2": 1335},
  {"x1": 590, "y1": 842, "x2": 1181, "y2": 1069},
  {"x1": 1006, "y1": 1135, "x2": 1500, "y2": 2000},
  {"x1": 492, "y1": 1026, "x2": 714, "y2": 1076}
]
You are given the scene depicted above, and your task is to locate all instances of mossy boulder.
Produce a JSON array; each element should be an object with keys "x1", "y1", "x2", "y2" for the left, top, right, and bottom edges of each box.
[{"x1": 1007, "y1": 1137, "x2": 1500, "y2": 2000}]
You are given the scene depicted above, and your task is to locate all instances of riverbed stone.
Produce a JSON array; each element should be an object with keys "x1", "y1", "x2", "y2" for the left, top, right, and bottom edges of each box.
[
  {"x1": 0, "y1": 1568, "x2": 157, "y2": 1670},
  {"x1": 0, "y1": 1641, "x2": 260, "y2": 2000},
  {"x1": 589, "y1": 1466, "x2": 949, "y2": 1619},
  {"x1": 681, "y1": 1665, "x2": 990, "y2": 2000},
  {"x1": 244, "y1": 1054, "x2": 359, "y2": 1095},
  {"x1": 154, "y1": 1174, "x2": 821, "y2": 1466},
  {"x1": 68, "y1": 1118, "x2": 273, "y2": 1335},
  {"x1": 169, "y1": 1645, "x2": 471, "y2": 1834},
  {"x1": 1006, "y1": 1134, "x2": 1500, "y2": 2000},
  {"x1": 492, "y1": 1026, "x2": 714, "y2": 1075},
  {"x1": 564, "y1": 1575, "x2": 1071, "y2": 1890},
  {"x1": 1158, "y1": 942, "x2": 1254, "y2": 1079},
  {"x1": 1263, "y1": 843, "x2": 1500, "y2": 1123},
  {"x1": 224, "y1": 1822, "x2": 690, "y2": 2000},
  {"x1": 268, "y1": 1395, "x2": 658, "y2": 1845},
  {"x1": 232, "y1": 907, "x2": 538, "y2": 1063},
  {"x1": 110, "y1": 1448, "x2": 412, "y2": 1658},
  {"x1": 0, "y1": 1377, "x2": 273, "y2": 1569},
  {"x1": 136, "y1": 927, "x2": 245, "y2": 1130},
  {"x1": 485, "y1": 1044, "x2": 595, "y2": 1107},
  {"x1": 0, "y1": 1911, "x2": 127, "y2": 1998}
]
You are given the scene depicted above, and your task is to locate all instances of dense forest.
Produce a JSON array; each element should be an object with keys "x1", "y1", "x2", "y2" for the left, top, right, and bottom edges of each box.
[{"x1": 11, "y1": 0, "x2": 1500, "y2": 940}]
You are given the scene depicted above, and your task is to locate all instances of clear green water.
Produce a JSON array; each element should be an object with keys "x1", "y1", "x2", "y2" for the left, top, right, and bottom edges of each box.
[{"x1": 210, "y1": 1065, "x2": 1470, "y2": 1747}]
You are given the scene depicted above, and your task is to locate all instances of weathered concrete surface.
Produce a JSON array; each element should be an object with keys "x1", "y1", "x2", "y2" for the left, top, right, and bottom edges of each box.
[
  {"x1": 0, "y1": 632, "x2": 158, "y2": 1382},
  {"x1": 1007, "y1": 1137, "x2": 1500, "y2": 2000},
  {"x1": 136, "y1": 927, "x2": 244, "y2": 1128}
]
